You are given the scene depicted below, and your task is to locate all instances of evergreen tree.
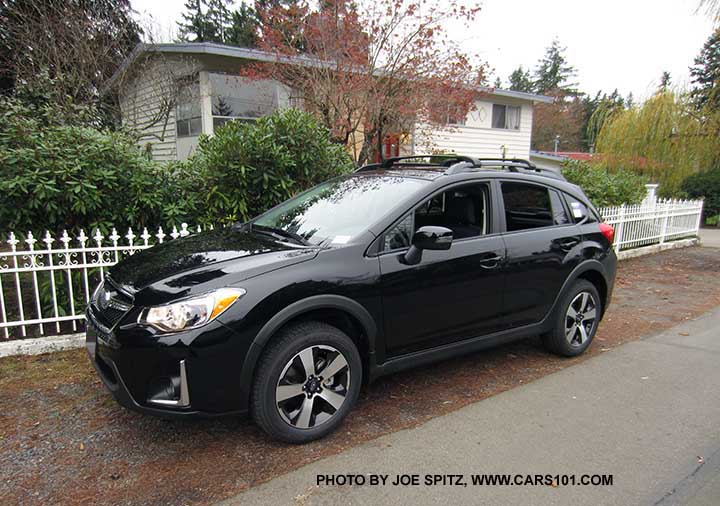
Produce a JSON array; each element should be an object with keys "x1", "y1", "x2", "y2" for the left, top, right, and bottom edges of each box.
[
  {"x1": 625, "y1": 92, "x2": 634, "y2": 109},
  {"x1": 508, "y1": 66, "x2": 533, "y2": 93},
  {"x1": 227, "y1": 4, "x2": 259, "y2": 47},
  {"x1": 205, "y1": 0, "x2": 232, "y2": 43},
  {"x1": 658, "y1": 71, "x2": 671, "y2": 91},
  {"x1": 493, "y1": 76, "x2": 502, "y2": 88},
  {"x1": 533, "y1": 39, "x2": 578, "y2": 95},
  {"x1": 691, "y1": 29, "x2": 720, "y2": 109},
  {"x1": 177, "y1": 0, "x2": 231, "y2": 43},
  {"x1": 178, "y1": 0, "x2": 209, "y2": 42}
]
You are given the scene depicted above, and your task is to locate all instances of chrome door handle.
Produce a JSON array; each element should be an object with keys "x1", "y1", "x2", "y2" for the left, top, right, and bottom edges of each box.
[{"x1": 478, "y1": 255, "x2": 503, "y2": 269}]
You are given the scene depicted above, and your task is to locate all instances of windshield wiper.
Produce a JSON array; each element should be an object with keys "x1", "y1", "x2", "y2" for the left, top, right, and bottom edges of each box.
[{"x1": 251, "y1": 224, "x2": 311, "y2": 247}]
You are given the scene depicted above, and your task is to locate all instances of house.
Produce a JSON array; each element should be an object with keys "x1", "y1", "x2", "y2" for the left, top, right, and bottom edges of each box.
[
  {"x1": 528, "y1": 151, "x2": 568, "y2": 172},
  {"x1": 529, "y1": 150, "x2": 596, "y2": 172},
  {"x1": 109, "y1": 42, "x2": 553, "y2": 162}
]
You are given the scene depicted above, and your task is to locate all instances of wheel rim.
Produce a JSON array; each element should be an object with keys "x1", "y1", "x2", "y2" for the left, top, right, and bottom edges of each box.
[
  {"x1": 565, "y1": 291, "x2": 598, "y2": 347},
  {"x1": 275, "y1": 344, "x2": 350, "y2": 430}
]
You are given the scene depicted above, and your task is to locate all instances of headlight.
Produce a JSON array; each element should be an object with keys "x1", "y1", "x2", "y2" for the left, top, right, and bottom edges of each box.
[{"x1": 139, "y1": 288, "x2": 246, "y2": 333}]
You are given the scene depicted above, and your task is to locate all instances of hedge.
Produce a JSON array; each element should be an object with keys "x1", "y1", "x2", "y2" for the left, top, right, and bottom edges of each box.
[
  {"x1": 0, "y1": 104, "x2": 354, "y2": 234},
  {"x1": 561, "y1": 160, "x2": 648, "y2": 208}
]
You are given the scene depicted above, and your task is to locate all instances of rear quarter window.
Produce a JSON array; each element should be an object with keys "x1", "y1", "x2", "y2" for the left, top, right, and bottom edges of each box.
[{"x1": 563, "y1": 193, "x2": 599, "y2": 224}]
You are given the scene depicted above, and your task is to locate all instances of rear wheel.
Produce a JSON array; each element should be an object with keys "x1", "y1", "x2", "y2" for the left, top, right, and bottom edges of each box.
[
  {"x1": 251, "y1": 321, "x2": 362, "y2": 443},
  {"x1": 542, "y1": 280, "x2": 601, "y2": 357}
]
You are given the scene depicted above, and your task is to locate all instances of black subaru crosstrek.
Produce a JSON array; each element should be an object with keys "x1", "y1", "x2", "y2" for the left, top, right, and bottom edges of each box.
[{"x1": 86, "y1": 156, "x2": 617, "y2": 443}]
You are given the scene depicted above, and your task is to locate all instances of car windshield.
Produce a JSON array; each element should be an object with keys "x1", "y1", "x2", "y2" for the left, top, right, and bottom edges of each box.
[{"x1": 252, "y1": 175, "x2": 429, "y2": 246}]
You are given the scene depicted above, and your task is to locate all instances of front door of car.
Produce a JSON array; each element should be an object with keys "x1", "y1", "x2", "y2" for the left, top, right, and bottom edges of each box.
[
  {"x1": 498, "y1": 180, "x2": 583, "y2": 328},
  {"x1": 377, "y1": 182, "x2": 507, "y2": 357}
]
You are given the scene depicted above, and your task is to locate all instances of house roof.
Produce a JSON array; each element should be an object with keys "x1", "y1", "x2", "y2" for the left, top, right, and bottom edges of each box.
[
  {"x1": 554, "y1": 151, "x2": 594, "y2": 161},
  {"x1": 529, "y1": 150, "x2": 568, "y2": 162},
  {"x1": 108, "y1": 42, "x2": 554, "y2": 104}
]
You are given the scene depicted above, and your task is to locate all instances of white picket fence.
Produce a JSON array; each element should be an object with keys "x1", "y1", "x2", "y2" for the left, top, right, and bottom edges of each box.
[
  {"x1": 0, "y1": 197, "x2": 705, "y2": 341},
  {"x1": 597, "y1": 198, "x2": 704, "y2": 253},
  {"x1": 0, "y1": 223, "x2": 211, "y2": 340}
]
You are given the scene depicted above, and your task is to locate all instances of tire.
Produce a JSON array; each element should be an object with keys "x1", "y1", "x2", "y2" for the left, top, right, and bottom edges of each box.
[
  {"x1": 251, "y1": 321, "x2": 362, "y2": 443},
  {"x1": 542, "y1": 280, "x2": 601, "y2": 357}
]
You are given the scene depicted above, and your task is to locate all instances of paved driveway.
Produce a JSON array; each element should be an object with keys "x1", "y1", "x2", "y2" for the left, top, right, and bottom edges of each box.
[
  {"x1": 221, "y1": 308, "x2": 720, "y2": 506},
  {"x1": 700, "y1": 227, "x2": 720, "y2": 248}
]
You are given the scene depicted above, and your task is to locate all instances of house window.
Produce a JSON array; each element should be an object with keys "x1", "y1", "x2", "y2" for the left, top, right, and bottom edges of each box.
[
  {"x1": 446, "y1": 105, "x2": 466, "y2": 126},
  {"x1": 210, "y1": 73, "x2": 278, "y2": 131},
  {"x1": 491, "y1": 104, "x2": 521, "y2": 130},
  {"x1": 176, "y1": 81, "x2": 202, "y2": 138}
]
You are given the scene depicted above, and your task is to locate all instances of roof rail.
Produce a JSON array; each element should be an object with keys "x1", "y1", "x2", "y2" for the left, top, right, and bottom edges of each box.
[
  {"x1": 355, "y1": 155, "x2": 477, "y2": 173},
  {"x1": 355, "y1": 154, "x2": 565, "y2": 181},
  {"x1": 445, "y1": 158, "x2": 566, "y2": 181}
]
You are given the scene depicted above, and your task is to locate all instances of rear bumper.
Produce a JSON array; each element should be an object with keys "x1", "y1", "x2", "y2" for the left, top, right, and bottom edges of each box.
[{"x1": 85, "y1": 308, "x2": 249, "y2": 418}]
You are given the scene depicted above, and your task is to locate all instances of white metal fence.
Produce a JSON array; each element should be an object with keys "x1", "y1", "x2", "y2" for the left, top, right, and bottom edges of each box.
[
  {"x1": 597, "y1": 198, "x2": 704, "y2": 253},
  {"x1": 0, "y1": 197, "x2": 705, "y2": 341},
  {"x1": 0, "y1": 223, "x2": 211, "y2": 340}
]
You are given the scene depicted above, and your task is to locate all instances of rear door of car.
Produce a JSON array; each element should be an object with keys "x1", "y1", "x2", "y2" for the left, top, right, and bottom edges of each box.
[{"x1": 497, "y1": 179, "x2": 583, "y2": 328}]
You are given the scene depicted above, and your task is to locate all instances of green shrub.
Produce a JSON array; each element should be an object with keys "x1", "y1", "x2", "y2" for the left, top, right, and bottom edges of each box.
[
  {"x1": 682, "y1": 168, "x2": 720, "y2": 223},
  {"x1": 1, "y1": 103, "x2": 354, "y2": 234},
  {"x1": 189, "y1": 108, "x2": 355, "y2": 224},
  {"x1": 0, "y1": 117, "x2": 189, "y2": 234},
  {"x1": 561, "y1": 160, "x2": 648, "y2": 208}
]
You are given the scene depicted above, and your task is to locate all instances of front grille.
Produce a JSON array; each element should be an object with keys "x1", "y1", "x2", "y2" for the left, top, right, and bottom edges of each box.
[{"x1": 91, "y1": 277, "x2": 133, "y2": 329}]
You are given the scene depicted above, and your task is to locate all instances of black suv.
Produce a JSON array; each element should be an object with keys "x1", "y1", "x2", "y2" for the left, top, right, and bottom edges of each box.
[{"x1": 86, "y1": 156, "x2": 617, "y2": 443}]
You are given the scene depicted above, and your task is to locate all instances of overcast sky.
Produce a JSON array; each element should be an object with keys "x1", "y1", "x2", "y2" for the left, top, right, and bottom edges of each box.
[{"x1": 132, "y1": 0, "x2": 716, "y2": 101}]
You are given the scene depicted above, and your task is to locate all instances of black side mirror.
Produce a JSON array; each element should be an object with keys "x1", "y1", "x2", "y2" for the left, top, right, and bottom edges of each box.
[{"x1": 403, "y1": 226, "x2": 453, "y2": 265}]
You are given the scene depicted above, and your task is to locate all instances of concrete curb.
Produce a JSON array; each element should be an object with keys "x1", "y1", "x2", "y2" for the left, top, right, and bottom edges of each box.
[
  {"x1": 0, "y1": 238, "x2": 702, "y2": 359},
  {"x1": 616, "y1": 237, "x2": 700, "y2": 260},
  {"x1": 0, "y1": 333, "x2": 85, "y2": 358}
]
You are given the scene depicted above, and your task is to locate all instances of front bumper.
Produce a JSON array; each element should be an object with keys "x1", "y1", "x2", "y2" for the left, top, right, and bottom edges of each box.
[{"x1": 85, "y1": 308, "x2": 250, "y2": 418}]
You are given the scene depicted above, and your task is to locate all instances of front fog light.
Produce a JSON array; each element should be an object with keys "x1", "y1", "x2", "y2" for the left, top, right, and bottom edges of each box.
[{"x1": 140, "y1": 288, "x2": 246, "y2": 333}]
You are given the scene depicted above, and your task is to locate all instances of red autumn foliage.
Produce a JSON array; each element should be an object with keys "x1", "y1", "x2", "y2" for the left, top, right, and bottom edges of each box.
[{"x1": 243, "y1": 0, "x2": 487, "y2": 164}]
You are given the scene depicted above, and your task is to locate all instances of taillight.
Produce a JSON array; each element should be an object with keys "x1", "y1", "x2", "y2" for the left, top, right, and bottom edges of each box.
[{"x1": 599, "y1": 223, "x2": 615, "y2": 244}]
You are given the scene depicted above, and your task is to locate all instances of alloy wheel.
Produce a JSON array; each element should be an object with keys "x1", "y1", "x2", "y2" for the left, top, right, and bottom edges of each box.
[
  {"x1": 565, "y1": 291, "x2": 598, "y2": 346},
  {"x1": 275, "y1": 345, "x2": 350, "y2": 429}
]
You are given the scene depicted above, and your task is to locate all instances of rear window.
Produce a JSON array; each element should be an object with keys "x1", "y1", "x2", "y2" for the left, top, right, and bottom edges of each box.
[{"x1": 501, "y1": 182, "x2": 554, "y2": 231}]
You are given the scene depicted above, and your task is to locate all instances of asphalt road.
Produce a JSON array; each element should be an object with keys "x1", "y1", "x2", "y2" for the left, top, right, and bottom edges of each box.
[{"x1": 219, "y1": 307, "x2": 720, "y2": 506}]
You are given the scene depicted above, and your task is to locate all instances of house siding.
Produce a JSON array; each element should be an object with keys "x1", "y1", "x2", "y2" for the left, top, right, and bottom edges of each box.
[
  {"x1": 118, "y1": 56, "x2": 200, "y2": 162},
  {"x1": 115, "y1": 45, "x2": 547, "y2": 163},
  {"x1": 415, "y1": 98, "x2": 534, "y2": 159}
]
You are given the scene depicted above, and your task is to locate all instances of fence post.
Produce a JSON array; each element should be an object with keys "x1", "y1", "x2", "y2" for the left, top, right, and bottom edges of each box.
[
  {"x1": 660, "y1": 201, "x2": 670, "y2": 244},
  {"x1": 695, "y1": 200, "x2": 704, "y2": 237},
  {"x1": 615, "y1": 205, "x2": 625, "y2": 253}
]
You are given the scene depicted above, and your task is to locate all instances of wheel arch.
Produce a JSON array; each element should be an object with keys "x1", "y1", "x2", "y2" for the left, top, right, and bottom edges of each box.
[
  {"x1": 544, "y1": 260, "x2": 610, "y2": 328},
  {"x1": 239, "y1": 295, "x2": 378, "y2": 405}
]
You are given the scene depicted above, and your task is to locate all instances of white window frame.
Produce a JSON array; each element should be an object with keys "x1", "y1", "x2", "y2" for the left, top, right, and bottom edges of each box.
[{"x1": 491, "y1": 104, "x2": 521, "y2": 130}]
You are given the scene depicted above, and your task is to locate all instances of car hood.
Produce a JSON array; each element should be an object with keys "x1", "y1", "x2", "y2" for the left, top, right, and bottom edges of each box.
[{"x1": 108, "y1": 227, "x2": 319, "y2": 306}]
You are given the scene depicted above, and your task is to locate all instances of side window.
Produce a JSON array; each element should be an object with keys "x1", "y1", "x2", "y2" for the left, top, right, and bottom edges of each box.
[
  {"x1": 549, "y1": 190, "x2": 570, "y2": 225},
  {"x1": 501, "y1": 182, "x2": 554, "y2": 231},
  {"x1": 564, "y1": 194, "x2": 598, "y2": 224},
  {"x1": 383, "y1": 183, "x2": 489, "y2": 251}
]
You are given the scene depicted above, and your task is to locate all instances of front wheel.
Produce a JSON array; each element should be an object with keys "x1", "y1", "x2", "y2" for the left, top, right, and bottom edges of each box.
[
  {"x1": 251, "y1": 321, "x2": 362, "y2": 443},
  {"x1": 542, "y1": 280, "x2": 601, "y2": 357}
]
